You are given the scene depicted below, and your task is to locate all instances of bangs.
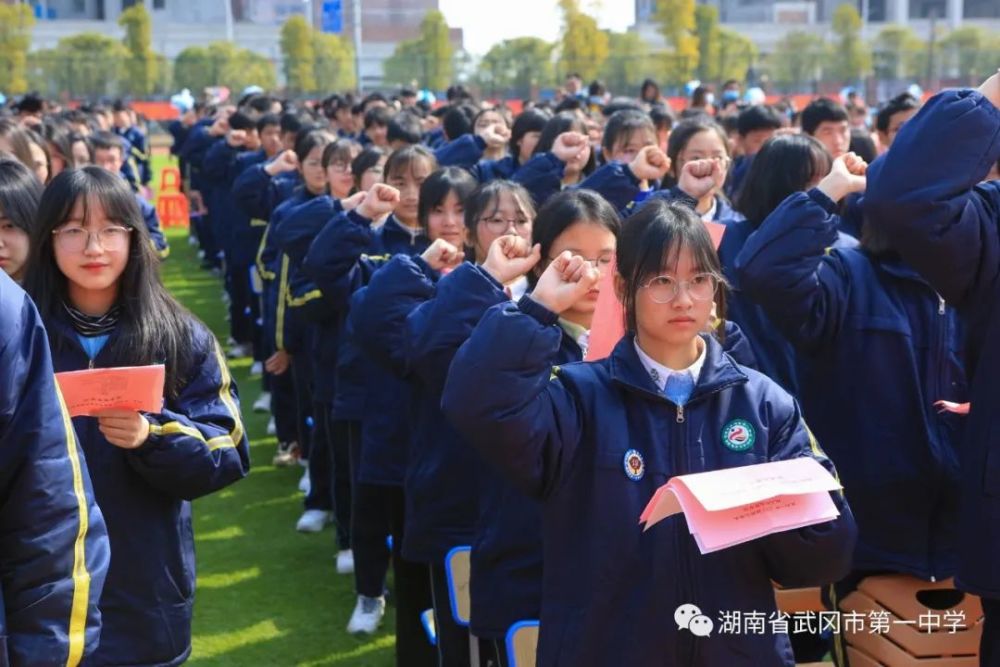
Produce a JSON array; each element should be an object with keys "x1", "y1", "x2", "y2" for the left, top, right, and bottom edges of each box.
[{"x1": 42, "y1": 167, "x2": 141, "y2": 234}]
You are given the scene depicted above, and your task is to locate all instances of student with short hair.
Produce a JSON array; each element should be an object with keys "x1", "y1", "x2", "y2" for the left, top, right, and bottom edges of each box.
[
  {"x1": 874, "y1": 92, "x2": 921, "y2": 151},
  {"x1": 801, "y1": 98, "x2": 851, "y2": 159}
]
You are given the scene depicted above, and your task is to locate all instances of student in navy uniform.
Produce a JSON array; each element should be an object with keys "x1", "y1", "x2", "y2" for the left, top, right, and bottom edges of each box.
[
  {"x1": 725, "y1": 105, "x2": 785, "y2": 200},
  {"x1": 112, "y1": 100, "x2": 152, "y2": 193},
  {"x1": 512, "y1": 113, "x2": 595, "y2": 207},
  {"x1": 435, "y1": 108, "x2": 511, "y2": 171},
  {"x1": 736, "y1": 152, "x2": 968, "y2": 666},
  {"x1": 873, "y1": 92, "x2": 921, "y2": 153},
  {"x1": 658, "y1": 118, "x2": 742, "y2": 227},
  {"x1": 0, "y1": 158, "x2": 42, "y2": 284},
  {"x1": 362, "y1": 106, "x2": 393, "y2": 149},
  {"x1": 0, "y1": 268, "x2": 110, "y2": 665},
  {"x1": 301, "y1": 148, "x2": 442, "y2": 663},
  {"x1": 349, "y1": 179, "x2": 539, "y2": 667},
  {"x1": 470, "y1": 107, "x2": 550, "y2": 184},
  {"x1": 718, "y1": 134, "x2": 856, "y2": 394},
  {"x1": 25, "y1": 167, "x2": 250, "y2": 666},
  {"x1": 89, "y1": 131, "x2": 170, "y2": 259},
  {"x1": 862, "y1": 72, "x2": 1000, "y2": 665},
  {"x1": 441, "y1": 198, "x2": 857, "y2": 667},
  {"x1": 180, "y1": 107, "x2": 233, "y2": 270}
]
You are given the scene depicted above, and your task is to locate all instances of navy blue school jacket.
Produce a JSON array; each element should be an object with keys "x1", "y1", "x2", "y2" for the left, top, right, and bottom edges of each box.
[
  {"x1": 45, "y1": 314, "x2": 250, "y2": 667},
  {"x1": 178, "y1": 122, "x2": 217, "y2": 197},
  {"x1": 116, "y1": 125, "x2": 152, "y2": 187},
  {"x1": 232, "y1": 160, "x2": 302, "y2": 223},
  {"x1": 201, "y1": 141, "x2": 263, "y2": 267},
  {"x1": 470, "y1": 155, "x2": 518, "y2": 183},
  {"x1": 735, "y1": 187, "x2": 966, "y2": 580},
  {"x1": 136, "y1": 193, "x2": 170, "y2": 259},
  {"x1": 512, "y1": 153, "x2": 567, "y2": 206},
  {"x1": 434, "y1": 133, "x2": 487, "y2": 170},
  {"x1": 863, "y1": 88, "x2": 1000, "y2": 598},
  {"x1": 0, "y1": 274, "x2": 109, "y2": 665},
  {"x1": 304, "y1": 209, "x2": 429, "y2": 472},
  {"x1": 441, "y1": 304, "x2": 857, "y2": 667}
]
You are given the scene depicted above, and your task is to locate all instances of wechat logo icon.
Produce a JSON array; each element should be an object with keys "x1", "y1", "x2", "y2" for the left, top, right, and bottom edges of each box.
[{"x1": 675, "y1": 603, "x2": 714, "y2": 638}]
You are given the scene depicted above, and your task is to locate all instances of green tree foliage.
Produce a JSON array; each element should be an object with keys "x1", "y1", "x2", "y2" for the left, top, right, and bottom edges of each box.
[
  {"x1": 382, "y1": 9, "x2": 454, "y2": 90},
  {"x1": 32, "y1": 33, "x2": 127, "y2": 98},
  {"x1": 600, "y1": 31, "x2": 651, "y2": 94},
  {"x1": 767, "y1": 30, "x2": 828, "y2": 87},
  {"x1": 715, "y1": 28, "x2": 757, "y2": 84},
  {"x1": 280, "y1": 15, "x2": 317, "y2": 94},
  {"x1": 477, "y1": 37, "x2": 555, "y2": 97},
  {"x1": 557, "y1": 0, "x2": 609, "y2": 82},
  {"x1": 941, "y1": 26, "x2": 1000, "y2": 84},
  {"x1": 313, "y1": 32, "x2": 356, "y2": 92},
  {"x1": 830, "y1": 4, "x2": 871, "y2": 82},
  {"x1": 694, "y1": 4, "x2": 720, "y2": 82},
  {"x1": 653, "y1": 0, "x2": 699, "y2": 83},
  {"x1": 174, "y1": 42, "x2": 276, "y2": 95},
  {"x1": 119, "y1": 4, "x2": 158, "y2": 96},
  {"x1": 871, "y1": 25, "x2": 925, "y2": 80},
  {"x1": 0, "y1": 4, "x2": 34, "y2": 95}
]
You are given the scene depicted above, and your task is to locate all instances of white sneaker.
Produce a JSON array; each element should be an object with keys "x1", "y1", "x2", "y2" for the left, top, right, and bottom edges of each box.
[
  {"x1": 336, "y1": 550, "x2": 354, "y2": 575},
  {"x1": 296, "y1": 509, "x2": 331, "y2": 533},
  {"x1": 227, "y1": 343, "x2": 252, "y2": 359},
  {"x1": 188, "y1": 235, "x2": 198, "y2": 247},
  {"x1": 272, "y1": 440, "x2": 298, "y2": 466},
  {"x1": 267, "y1": 417, "x2": 276, "y2": 437},
  {"x1": 298, "y1": 468, "x2": 311, "y2": 495},
  {"x1": 346, "y1": 595, "x2": 385, "y2": 634},
  {"x1": 250, "y1": 361, "x2": 264, "y2": 377},
  {"x1": 253, "y1": 391, "x2": 271, "y2": 413}
]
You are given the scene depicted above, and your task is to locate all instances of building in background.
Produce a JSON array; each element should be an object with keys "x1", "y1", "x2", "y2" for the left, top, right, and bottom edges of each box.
[{"x1": 21, "y1": 0, "x2": 463, "y2": 89}]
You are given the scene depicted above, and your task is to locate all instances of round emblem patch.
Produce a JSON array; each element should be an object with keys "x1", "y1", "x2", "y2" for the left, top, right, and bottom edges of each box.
[
  {"x1": 722, "y1": 419, "x2": 756, "y2": 452},
  {"x1": 623, "y1": 449, "x2": 645, "y2": 481}
]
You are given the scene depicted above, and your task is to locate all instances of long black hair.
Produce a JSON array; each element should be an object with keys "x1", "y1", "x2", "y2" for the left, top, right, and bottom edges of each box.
[
  {"x1": 0, "y1": 158, "x2": 43, "y2": 234},
  {"x1": 531, "y1": 189, "x2": 620, "y2": 286},
  {"x1": 351, "y1": 146, "x2": 387, "y2": 190},
  {"x1": 509, "y1": 108, "x2": 550, "y2": 161},
  {"x1": 463, "y1": 179, "x2": 535, "y2": 260},
  {"x1": 617, "y1": 199, "x2": 727, "y2": 334},
  {"x1": 533, "y1": 112, "x2": 596, "y2": 177},
  {"x1": 25, "y1": 167, "x2": 196, "y2": 398},
  {"x1": 734, "y1": 134, "x2": 832, "y2": 228}
]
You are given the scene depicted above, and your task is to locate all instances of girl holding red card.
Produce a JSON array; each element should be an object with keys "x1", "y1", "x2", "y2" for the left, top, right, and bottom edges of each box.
[
  {"x1": 24, "y1": 166, "x2": 250, "y2": 667},
  {"x1": 441, "y1": 199, "x2": 857, "y2": 667}
]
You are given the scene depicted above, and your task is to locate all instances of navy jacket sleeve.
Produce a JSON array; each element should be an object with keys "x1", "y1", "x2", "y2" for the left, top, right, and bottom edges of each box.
[
  {"x1": 441, "y1": 295, "x2": 585, "y2": 499},
  {"x1": 138, "y1": 195, "x2": 170, "y2": 259},
  {"x1": 233, "y1": 163, "x2": 278, "y2": 221},
  {"x1": 864, "y1": 88, "x2": 1000, "y2": 314},
  {"x1": 302, "y1": 210, "x2": 382, "y2": 312},
  {"x1": 434, "y1": 134, "x2": 486, "y2": 169},
  {"x1": 404, "y1": 263, "x2": 509, "y2": 395},
  {"x1": 719, "y1": 320, "x2": 758, "y2": 369},
  {"x1": 470, "y1": 156, "x2": 516, "y2": 183},
  {"x1": 351, "y1": 254, "x2": 437, "y2": 375},
  {"x1": 734, "y1": 189, "x2": 851, "y2": 352},
  {"x1": 272, "y1": 196, "x2": 343, "y2": 265},
  {"x1": 756, "y1": 389, "x2": 857, "y2": 587},
  {"x1": 0, "y1": 277, "x2": 109, "y2": 666},
  {"x1": 129, "y1": 324, "x2": 250, "y2": 501},
  {"x1": 577, "y1": 162, "x2": 643, "y2": 214},
  {"x1": 201, "y1": 140, "x2": 238, "y2": 187},
  {"x1": 512, "y1": 153, "x2": 565, "y2": 207}
]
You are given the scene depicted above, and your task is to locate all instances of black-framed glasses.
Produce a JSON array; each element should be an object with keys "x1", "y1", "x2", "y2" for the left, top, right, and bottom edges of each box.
[
  {"x1": 52, "y1": 226, "x2": 132, "y2": 252},
  {"x1": 640, "y1": 273, "x2": 719, "y2": 304},
  {"x1": 480, "y1": 216, "x2": 531, "y2": 233}
]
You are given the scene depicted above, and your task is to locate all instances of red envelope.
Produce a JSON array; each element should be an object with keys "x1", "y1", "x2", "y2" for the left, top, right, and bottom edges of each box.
[{"x1": 55, "y1": 365, "x2": 165, "y2": 417}]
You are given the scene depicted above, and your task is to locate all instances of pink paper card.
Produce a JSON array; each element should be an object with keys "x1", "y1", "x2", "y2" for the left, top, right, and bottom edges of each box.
[
  {"x1": 639, "y1": 458, "x2": 842, "y2": 554},
  {"x1": 56, "y1": 365, "x2": 165, "y2": 418},
  {"x1": 705, "y1": 221, "x2": 725, "y2": 250},
  {"x1": 585, "y1": 258, "x2": 625, "y2": 362}
]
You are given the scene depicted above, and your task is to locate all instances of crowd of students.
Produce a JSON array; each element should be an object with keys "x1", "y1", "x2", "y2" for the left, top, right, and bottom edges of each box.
[{"x1": 1, "y1": 69, "x2": 1000, "y2": 667}]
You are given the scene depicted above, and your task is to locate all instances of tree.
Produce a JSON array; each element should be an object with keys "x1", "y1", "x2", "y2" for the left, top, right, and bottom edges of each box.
[
  {"x1": 174, "y1": 42, "x2": 276, "y2": 95},
  {"x1": 941, "y1": 26, "x2": 1000, "y2": 85},
  {"x1": 0, "y1": 3, "x2": 34, "y2": 95},
  {"x1": 314, "y1": 32, "x2": 356, "y2": 92},
  {"x1": 557, "y1": 0, "x2": 609, "y2": 82},
  {"x1": 694, "y1": 4, "x2": 720, "y2": 82},
  {"x1": 382, "y1": 9, "x2": 454, "y2": 91},
  {"x1": 118, "y1": 4, "x2": 158, "y2": 96},
  {"x1": 871, "y1": 25, "x2": 925, "y2": 81},
  {"x1": 767, "y1": 31, "x2": 828, "y2": 88},
  {"x1": 653, "y1": 0, "x2": 699, "y2": 84},
  {"x1": 830, "y1": 4, "x2": 871, "y2": 83},
  {"x1": 33, "y1": 33, "x2": 127, "y2": 98},
  {"x1": 280, "y1": 15, "x2": 317, "y2": 94},
  {"x1": 478, "y1": 37, "x2": 555, "y2": 97},
  {"x1": 600, "y1": 31, "x2": 650, "y2": 94},
  {"x1": 715, "y1": 28, "x2": 757, "y2": 84}
]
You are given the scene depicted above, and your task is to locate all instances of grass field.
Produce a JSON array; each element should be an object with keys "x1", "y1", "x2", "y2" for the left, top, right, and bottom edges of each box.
[{"x1": 153, "y1": 153, "x2": 397, "y2": 666}]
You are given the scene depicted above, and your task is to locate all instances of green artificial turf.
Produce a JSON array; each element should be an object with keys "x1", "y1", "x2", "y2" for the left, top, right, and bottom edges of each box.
[{"x1": 153, "y1": 154, "x2": 396, "y2": 666}]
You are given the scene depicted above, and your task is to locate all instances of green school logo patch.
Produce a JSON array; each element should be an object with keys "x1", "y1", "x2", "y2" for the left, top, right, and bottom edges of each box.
[{"x1": 721, "y1": 419, "x2": 755, "y2": 452}]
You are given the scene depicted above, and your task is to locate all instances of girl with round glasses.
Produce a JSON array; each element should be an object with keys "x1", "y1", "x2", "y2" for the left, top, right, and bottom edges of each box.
[
  {"x1": 441, "y1": 198, "x2": 856, "y2": 667},
  {"x1": 24, "y1": 166, "x2": 250, "y2": 667}
]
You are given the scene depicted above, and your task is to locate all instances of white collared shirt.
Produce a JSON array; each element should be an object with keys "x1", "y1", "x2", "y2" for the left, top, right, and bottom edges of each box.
[
  {"x1": 700, "y1": 197, "x2": 718, "y2": 223},
  {"x1": 633, "y1": 337, "x2": 707, "y2": 392},
  {"x1": 508, "y1": 276, "x2": 529, "y2": 302}
]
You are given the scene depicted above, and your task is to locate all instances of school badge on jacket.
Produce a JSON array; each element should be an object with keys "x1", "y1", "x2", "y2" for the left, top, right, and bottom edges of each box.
[
  {"x1": 722, "y1": 419, "x2": 755, "y2": 452},
  {"x1": 623, "y1": 449, "x2": 645, "y2": 480}
]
